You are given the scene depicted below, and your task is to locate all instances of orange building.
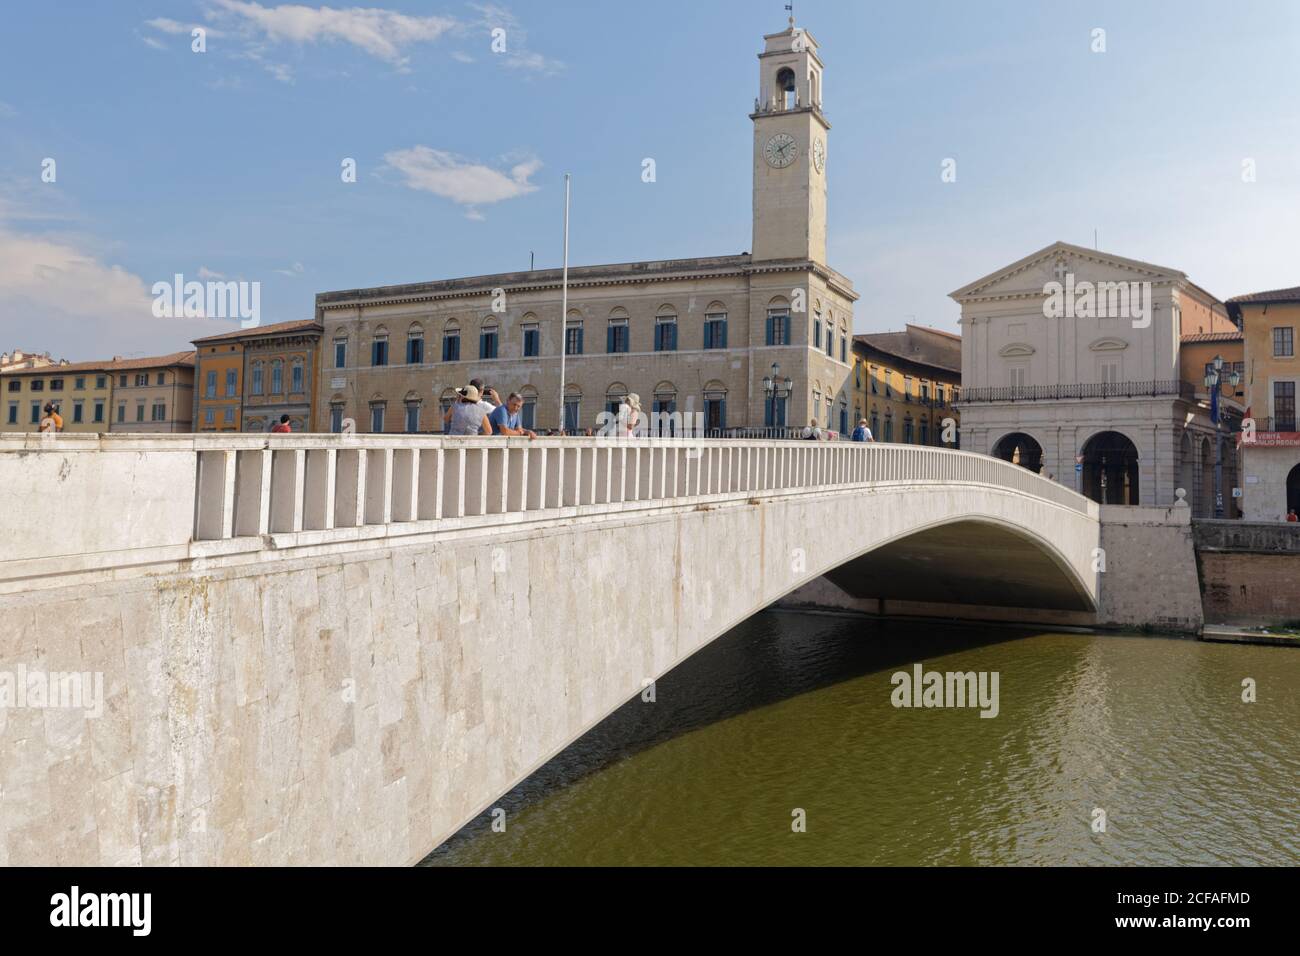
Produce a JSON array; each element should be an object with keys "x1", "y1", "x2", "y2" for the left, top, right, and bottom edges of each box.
[{"x1": 192, "y1": 320, "x2": 323, "y2": 432}]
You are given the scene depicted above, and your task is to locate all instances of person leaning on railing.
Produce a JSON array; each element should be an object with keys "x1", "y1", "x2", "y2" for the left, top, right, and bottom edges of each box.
[{"x1": 444, "y1": 386, "x2": 493, "y2": 436}]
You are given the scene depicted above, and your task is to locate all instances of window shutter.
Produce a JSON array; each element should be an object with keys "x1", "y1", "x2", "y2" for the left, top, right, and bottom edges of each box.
[
  {"x1": 720, "y1": 322, "x2": 727, "y2": 349},
  {"x1": 784, "y1": 318, "x2": 791, "y2": 346},
  {"x1": 607, "y1": 325, "x2": 615, "y2": 353},
  {"x1": 765, "y1": 314, "x2": 773, "y2": 345}
]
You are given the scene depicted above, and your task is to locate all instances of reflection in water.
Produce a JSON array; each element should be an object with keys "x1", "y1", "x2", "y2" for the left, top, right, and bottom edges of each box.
[{"x1": 420, "y1": 612, "x2": 1300, "y2": 866}]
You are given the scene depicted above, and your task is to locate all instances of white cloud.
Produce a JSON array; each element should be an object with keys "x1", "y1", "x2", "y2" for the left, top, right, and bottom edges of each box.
[
  {"x1": 274, "y1": 261, "x2": 305, "y2": 277},
  {"x1": 450, "y1": 51, "x2": 475, "y2": 64},
  {"x1": 0, "y1": 224, "x2": 222, "y2": 359},
  {"x1": 198, "y1": 266, "x2": 226, "y2": 279},
  {"x1": 382, "y1": 146, "x2": 541, "y2": 217},
  {"x1": 141, "y1": 35, "x2": 167, "y2": 50},
  {"x1": 468, "y1": 2, "x2": 564, "y2": 74},
  {"x1": 209, "y1": 0, "x2": 456, "y2": 68}
]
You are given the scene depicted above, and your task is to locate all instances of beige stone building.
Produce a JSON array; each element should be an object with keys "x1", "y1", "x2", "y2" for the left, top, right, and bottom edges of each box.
[
  {"x1": 315, "y1": 20, "x2": 856, "y2": 435},
  {"x1": 108, "y1": 352, "x2": 196, "y2": 433}
]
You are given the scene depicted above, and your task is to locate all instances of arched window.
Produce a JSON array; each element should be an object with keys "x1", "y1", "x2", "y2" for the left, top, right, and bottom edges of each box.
[
  {"x1": 605, "y1": 382, "x2": 628, "y2": 417},
  {"x1": 563, "y1": 383, "x2": 582, "y2": 433},
  {"x1": 776, "y1": 66, "x2": 797, "y2": 110},
  {"x1": 291, "y1": 358, "x2": 305, "y2": 394},
  {"x1": 480, "y1": 319, "x2": 499, "y2": 360},
  {"x1": 368, "y1": 394, "x2": 387, "y2": 434},
  {"x1": 521, "y1": 313, "x2": 540, "y2": 357},
  {"x1": 442, "y1": 320, "x2": 461, "y2": 362},
  {"x1": 250, "y1": 360, "x2": 264, "y2": 396},
  {"x1": 270, "y1": 359, "x2": 284, "y2": 395},
  {"x1": 407, "y1": 323, "x2": 425, "y2": 365},
  {"x1": 565, "y1": 311, "x2": 584, "y2": 356},
  {"x1": 704, "y1": 381, "x2": 727, "y2": 434},
  {"x1": 329, "y1": 393, "x2": 346, "y2": 434},
  {"x1": 704, "y1": 302, "x2": 728, "y2": 350},
  {"x1": 652, "y1": 382, "x2": 677, "y2": 436},
  {"x1": 371, "y1": 327, "x2": 389, "y2": 367},
  {"x1": 766, "y1": 296, "x2": 791, "y2": 346},
  {"x1": 519, "y1": 386, "x2": 539, "y2": 431},
  {"x1": 403, "y1": 390, "x2": 422, "y2": 434},
  {"x1": 333, "y1": 336, "x2": 347, "y2": 370},
  {"x1": 439, "y1": 388, "x2": 457, "y2": 432},
  {"x1": 654, "y1": 305, "x2": 678, "y2": 352},
  {"x1": 608, "y1": 309, "x2": 630, "y2": 354}
]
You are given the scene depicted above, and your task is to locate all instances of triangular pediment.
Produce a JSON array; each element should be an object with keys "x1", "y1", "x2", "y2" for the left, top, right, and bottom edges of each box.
[{"x1": 950, "y1": 241, "x2": 1186, "y2": 302}]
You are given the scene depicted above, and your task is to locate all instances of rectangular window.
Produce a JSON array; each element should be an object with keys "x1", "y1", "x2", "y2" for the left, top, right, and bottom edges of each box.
[
  {"x1": 563, "y1": 398, "x2": 580, "y2": 432},
  {"x1": 825, "y1": 332, "x2": 833, "y2": 358},
  {"x1": 206, "y1": 371, "x2": 216, "y2": 398},
  {"x1": 813, "y1": 316, "x2": 822, "y2": 349},
  {"x1": 407, "y1": 335, "x2": 424, "y2": 365},
  {"x1": 330, "y1": 406, "x2": 343, "y2": 433},
  {"x1": 6, "y1": 381, "x2": 18, "y2": 393},
  {"x1": 31, "y1": 379, "x2": 43, "y2": 392},
  {"x1": 49, "y1": 378, "x2": 63, "y2": 391},
  {"x1": 1010, "y1": 367, "x2": 1028, "y2": 388},
  {"x1": 1275, "y1": 381, "x2": 1297, "y2": 431},
  {"x1": 523, "y1": 325, "x2": 540, "y2": 358},
  {"x1": 704, "y1": 315, "x2": 727, "y2": 349},
  {"x1": 6, "y1": 403, "x2": 16, "y2": 424},
  {"x1": 96, "y1": 375, "x2": 106, "y2": 389},
  {"x1": 405, "y1": 404, "x2": 420, "y2": 434},
  {"x1": 335, "y1": 339, "x2": 347, "y2": 369},
  {"x1": 225, "y1": 370, "x2": 236, "y2": 398},
  {"x1": 152, "y1": 403, "x2": 166, "y2": 422},
  {"x1": 251, "y1": 366, "x2": 264, "y2": 396},
  {"x1": 521, "y1": 399, "x2": 536, "y2": 430},
  {"x1": 135, "y1": 373, "x2": 148, "y2": 387},
  {"x1": 157, "y1": 373, "x2": 165, "y2": 386},
  {"x1": 371, "y1": 338, "x2": 389, "y2": 367},
  {"x1": 118, "y1": 375, "x2": 127, "y2": 388},
  {"x1": 223, "y1": 407, "x2": 234, "y2": 425},
  {"x1": 766, "y1": 309, "x2": 791, "y2": 346},
  {"x1": 565, "y1": 324, "x2": 584, "y2": 356},
  {"x1": 608, "y1": 321, "x2": 630, "y2": 354},
  {"x1": 480, "y1": 329, "x2": 499, "y2": 360},
  {"x1": 204, "y1": 408, "x2": 215, "y2": 426},
  {"x1": 1101, "y1": 360, "x2": 1120, "y2": 384},
  {"x1": 115, "y1": 404, "x2": 125, "y2": 423},
  {"x1": 370, "y1": 405, "x2": 385, "y2": 433},
  {"x1": 30, "y1": 402, "x2": 41, "y2": 424},
  {"x1": 93, "y1": 401, "x2": 104, "y2": 423},
  {"x1": 73, "y1": 401, "x2": 84, "y2": 424},
  {"x1": 904, "y1": 375, "x2": 913, "y2": 400},
  {"x1": 136, "y1": 403, "x2": 145, "y2": 422},
  {"x1": 75, "y1": 377, "x2": 85, "y2": 390},
  {"x1": 291, "y1": 364, "x2": 304, "y2": 394},
  {"x1": 442, "y1": 332, "x2": 461, "y2": 363},
  {"x1": 271, "y1": 364, "x2": 283, "y2": 394},
  {"x1": 839, "y1": 337, "x2": 846, "y2": 362},
  {"x1": 1274, "y1": 327, "x2": 1295, "y2": 358}
]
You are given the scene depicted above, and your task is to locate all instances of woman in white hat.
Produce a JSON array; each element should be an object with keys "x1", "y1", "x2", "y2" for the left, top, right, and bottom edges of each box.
[
  {"x1": 619, "y1": 393, "x2": 642, "y2": 437},
  {"x1": 444, "y1": 386, "x2": 493, "y2": 436}
]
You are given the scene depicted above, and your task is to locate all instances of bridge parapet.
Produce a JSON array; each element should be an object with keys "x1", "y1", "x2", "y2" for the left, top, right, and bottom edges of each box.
[{"x1": 0, "y1": 433, "x2": 1096, "y2": 595}]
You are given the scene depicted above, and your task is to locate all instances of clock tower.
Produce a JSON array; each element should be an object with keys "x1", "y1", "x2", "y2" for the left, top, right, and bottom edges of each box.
[{"x1": 751, "y1": 19, "x2": 830, "y2": 265}]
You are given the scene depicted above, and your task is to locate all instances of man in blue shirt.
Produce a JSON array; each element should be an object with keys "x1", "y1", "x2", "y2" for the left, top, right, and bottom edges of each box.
[{"x1": 489, "y1": 393, "x2": 537, "y2": 438}]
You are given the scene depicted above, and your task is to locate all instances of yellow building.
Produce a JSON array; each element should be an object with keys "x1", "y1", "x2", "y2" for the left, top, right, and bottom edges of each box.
[
  {"x1": 193, "y1": 338, "x2": 245, "y2": 432},
  {"x1": 107, "y1": 352, "x2": 196, "y2": 433},
  {"x1": 2, "y1": 361, "x2": 113, "y2": 433},
  {"x1": 1228, "y1": 286, "x2": 1300, "y2": 520},
  {"x1": 853, "y1": 325, "x2": 962, "y2": 445}
]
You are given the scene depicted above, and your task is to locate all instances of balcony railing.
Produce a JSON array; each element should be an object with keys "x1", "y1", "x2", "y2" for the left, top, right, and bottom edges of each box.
[
  {"x1": 959, "y1": 380, "x2": 1197, "y2": 404},
  {"x1": 1242, "y1": 416, "x2": 1299, "y2": 434}
]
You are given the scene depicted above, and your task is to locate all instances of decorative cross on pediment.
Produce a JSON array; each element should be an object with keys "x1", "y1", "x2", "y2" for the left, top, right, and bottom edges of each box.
[{"x1": 1052, "y1": 259, "x2": 1069, "y2": 283}]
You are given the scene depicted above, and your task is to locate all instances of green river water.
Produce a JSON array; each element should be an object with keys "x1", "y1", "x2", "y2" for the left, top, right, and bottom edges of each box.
[{"x1": 420, "y1": 612, "x2": 1300, "y2": 866}]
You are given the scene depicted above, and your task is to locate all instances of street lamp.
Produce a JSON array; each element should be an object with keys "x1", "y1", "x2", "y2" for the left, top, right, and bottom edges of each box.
[
  {"x1": 1204, "y1": 354, "x2": 1242, "y2": 519},
  {"x1": 762, "y1": 362, "x2": 792, "y2": 434}
]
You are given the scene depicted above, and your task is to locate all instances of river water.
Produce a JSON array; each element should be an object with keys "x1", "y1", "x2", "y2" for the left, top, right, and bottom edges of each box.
[{"x1": 419, "y1": 612, "x2": 1300, "y2": 866}]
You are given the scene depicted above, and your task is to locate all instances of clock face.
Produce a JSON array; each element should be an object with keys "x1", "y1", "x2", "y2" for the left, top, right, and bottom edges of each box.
[
  {"x1": 763, "y1": 132, "x2": 797, "y2": 169},
  {"x1": 812, "y1": 138, "x2": 826, "y2": 173}
]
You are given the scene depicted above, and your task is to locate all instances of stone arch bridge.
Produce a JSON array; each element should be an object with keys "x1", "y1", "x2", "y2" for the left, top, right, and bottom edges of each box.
[{"x1": 0, "y1": 433, "x2": 1183, "y2": 866}]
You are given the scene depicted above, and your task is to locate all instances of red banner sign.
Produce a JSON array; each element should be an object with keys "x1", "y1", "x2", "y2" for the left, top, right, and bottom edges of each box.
[{"x1": 1242, "y1": 432, "x2": 1300, "y2": 448}]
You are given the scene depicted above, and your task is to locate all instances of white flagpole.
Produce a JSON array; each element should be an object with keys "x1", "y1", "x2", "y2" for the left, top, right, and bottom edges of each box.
[{"x1": 558, "y1": 174, "x2": 571, "y2": 433}]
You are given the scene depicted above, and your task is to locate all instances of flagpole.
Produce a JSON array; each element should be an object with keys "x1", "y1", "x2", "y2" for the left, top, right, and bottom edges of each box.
[{"x1": 558, "y1": 173, "x2": 571, "y2": 433}]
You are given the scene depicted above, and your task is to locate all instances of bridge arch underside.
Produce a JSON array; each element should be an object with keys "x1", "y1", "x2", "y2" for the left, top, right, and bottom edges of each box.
[{"x1": 820, "y1": 518, "x2": 1096, "y2": 612}]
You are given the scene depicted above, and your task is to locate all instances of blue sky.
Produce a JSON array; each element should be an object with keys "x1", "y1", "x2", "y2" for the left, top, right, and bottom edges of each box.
[{"x1": 1, "y1": 0, "x2": 1298, "y2": 361}]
